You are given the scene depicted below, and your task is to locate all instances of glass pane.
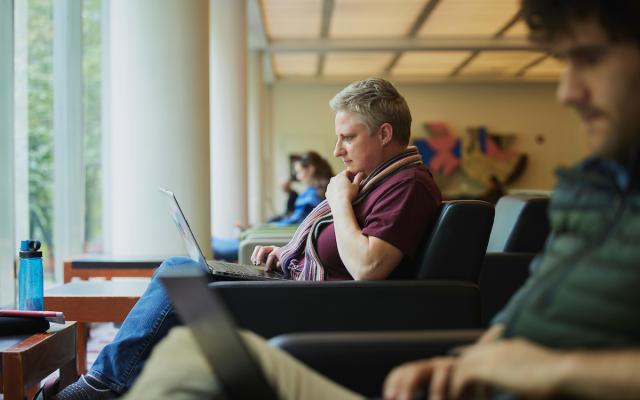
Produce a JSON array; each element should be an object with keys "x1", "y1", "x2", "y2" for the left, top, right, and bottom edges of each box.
[
  {"x1": 83, "y1": 0, "x2": 102, "y2": 253},
  {"x1": 25, "y1": 0, "x2": 55, "y2": 282}
]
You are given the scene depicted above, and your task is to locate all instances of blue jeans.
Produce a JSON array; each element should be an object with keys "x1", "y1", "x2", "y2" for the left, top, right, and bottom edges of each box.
[{"x1": 89, "y1": 256, "x2": 196, "y2": 393}]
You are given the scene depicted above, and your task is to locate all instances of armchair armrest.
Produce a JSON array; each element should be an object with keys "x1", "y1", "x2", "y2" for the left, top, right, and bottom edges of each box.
[
  {"x1": 211, "y1": 280, "x2": 481, "y2": 338},
  {"x1": 268, "y1": 329, "x2": 484, "y2": 397},
  {"x1": 480, "y1": 252, "x2": 533, "y2": 326}
]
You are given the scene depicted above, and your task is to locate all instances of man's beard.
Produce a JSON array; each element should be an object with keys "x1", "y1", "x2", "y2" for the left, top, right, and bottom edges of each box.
[{"x1": 597, "y1": 122, "x2": 640, "y2": 167}]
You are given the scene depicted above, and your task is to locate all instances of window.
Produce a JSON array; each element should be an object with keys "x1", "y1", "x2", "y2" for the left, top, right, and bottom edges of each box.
[
  {"x1": 15, "y1": 0, "x2": 55, "y2": 282},
  {"x1": 13, "y1": 0, "x2": 104, "y2": 285},
  {"x1": 83, "y1": 0, "x2": 103, "y2": 253}
]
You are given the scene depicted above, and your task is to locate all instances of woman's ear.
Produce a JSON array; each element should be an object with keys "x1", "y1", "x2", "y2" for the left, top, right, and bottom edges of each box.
[{"x1": 379, "y1": 122, "x2": 393, "y2": 146}]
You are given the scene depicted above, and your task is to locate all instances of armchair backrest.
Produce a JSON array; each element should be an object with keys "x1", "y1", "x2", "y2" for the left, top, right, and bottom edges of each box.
[
  {"x1": 486, "y1": 195, "x2": 550, "y2": 253},
  {"x1": 415, "y1": 200, "x2": 495, "y2": 282}
]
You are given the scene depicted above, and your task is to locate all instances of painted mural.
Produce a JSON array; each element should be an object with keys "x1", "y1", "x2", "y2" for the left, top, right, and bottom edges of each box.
[{"x1": 414, "y1": 122, "x2": 527, "y2": 201}]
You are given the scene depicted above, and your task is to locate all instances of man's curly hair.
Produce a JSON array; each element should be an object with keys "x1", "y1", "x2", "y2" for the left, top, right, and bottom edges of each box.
[{"x1": 522, "y1": 0, "x2": 640, "y2": 45}]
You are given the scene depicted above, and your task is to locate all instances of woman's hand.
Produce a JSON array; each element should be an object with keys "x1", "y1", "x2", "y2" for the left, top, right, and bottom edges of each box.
[{"x1": 250, "y1": 245, "x2": 281, "y2": 271}]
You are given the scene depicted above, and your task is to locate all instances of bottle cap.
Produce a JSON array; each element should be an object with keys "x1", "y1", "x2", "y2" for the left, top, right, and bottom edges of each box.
[{"x1": 20, "y1": 240, "x2": 42, "y2": 258}]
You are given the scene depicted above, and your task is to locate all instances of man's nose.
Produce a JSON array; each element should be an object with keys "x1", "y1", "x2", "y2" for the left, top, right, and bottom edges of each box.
[
  {"x1": 334, "y1": 140, "x2": 344, "y2": 157},
  {"x1": 557, "y1": 65, "x2": 589, "y2": 107}
]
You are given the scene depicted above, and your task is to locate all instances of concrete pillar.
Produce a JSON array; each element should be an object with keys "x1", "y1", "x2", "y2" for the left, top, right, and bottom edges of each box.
[
  {"x1": 247, "y1": 50, "x2": 264, "y2": 225},
  {"x1": 210, "y1": 0, "x2": 248, "y2": 239},
  {"x1": 106, "y1": 0, "x2": 211, "y2": 258}
]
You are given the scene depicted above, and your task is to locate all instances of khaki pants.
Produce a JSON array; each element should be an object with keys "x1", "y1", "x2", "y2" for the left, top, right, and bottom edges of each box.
[{"x1": 123, "y1": 327, "x2": 366, "y2": 400}]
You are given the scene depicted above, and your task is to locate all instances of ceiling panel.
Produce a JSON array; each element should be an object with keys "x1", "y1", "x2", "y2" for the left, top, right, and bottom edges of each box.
[
  {"x1": 323, "y1": 52, "x2": 395, "y2": 76},
  {"x1": 272, "y1": 53, "x2": 319, "y2": 77},
  {"x1": 503, "y1": 20, "x2": 529, "y2": 38},
  {"x1": 418, "y1": 0, "x2": 520, "y2": 37},
  {"x1": 461, "y1": 51, "x2": 544, "y2": 76},
  {"x1": 261, "y1": 0, "x2": 323, "y2": 39},
  {"x1": 524, "y1": 57, "x2": 564, "y2": 78},
  {"x1": 330, "y1": 0, "x2": 425, "y2": 38},
  {"x1": 392, "y1": 51, "x2": 472, "y2": 76}
]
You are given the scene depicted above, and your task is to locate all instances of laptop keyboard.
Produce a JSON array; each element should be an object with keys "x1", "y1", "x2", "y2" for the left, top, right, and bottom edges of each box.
[{"x1": 211, "y1": 260, "x2": 267, "y2": 275}]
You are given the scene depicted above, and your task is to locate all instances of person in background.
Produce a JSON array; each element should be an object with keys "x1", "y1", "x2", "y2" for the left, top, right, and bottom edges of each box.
[
  {"x1": 479, "y1": 175, "x2": 505, "y2": 205},
  {"x1": 269, "y1": 151, "x2": 334, "y2": 226},
  {"x1": 221, "y1": 151, "x2": 334, "y2": 261}
]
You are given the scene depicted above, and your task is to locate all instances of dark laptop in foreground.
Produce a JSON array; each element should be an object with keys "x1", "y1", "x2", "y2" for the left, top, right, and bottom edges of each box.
[
  {"x1": 160, "y1": 188, "x2": 289, "y2": 281},
  {"x1": 160, "y1": 268, "x2": 278, "y2": 400},
  {"x1": 162, "y1": 269, "x2": 389, "y2": 400}
]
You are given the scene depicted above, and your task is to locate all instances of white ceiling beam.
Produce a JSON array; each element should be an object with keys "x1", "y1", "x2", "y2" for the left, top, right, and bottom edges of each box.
[
  {"x1": 516, "y1": 54, "x2": 548, "y2": 77},
  {"x1": 260, "y1": 37, "x2": 539, "y2": 53},
  {"x1": 275, "y1": 75, "x2": 558, "y2": 85},
  {"x1": 385, "y1": 0, "x2": 441, "y2": 73},
  {"x1": 316, "y1": 0, "x2": 335, "y2": 76},
  {"x1": 247, "y1": 0, "x2": 274, "y2": 83}
]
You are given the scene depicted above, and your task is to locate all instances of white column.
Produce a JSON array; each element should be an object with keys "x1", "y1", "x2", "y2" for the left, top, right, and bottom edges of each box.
[
  {"x1": 53, "y1": 0, "x2": 84, "y2": 283},
  {"x1": 107, "y1": 0, "x2": 211, "y2": 258},
  {"x1": 0, "y1": 0, "x2": 16, "y2": 305},
  {"x1": 14, "y1": 0, "x2": 29, "y2": 258},
  {"x1": 210, "y1": 0, "x2": 248, "y2": 239},
  {"x1": 247, "y1": 50, "x2": 264, "y2": 225}
]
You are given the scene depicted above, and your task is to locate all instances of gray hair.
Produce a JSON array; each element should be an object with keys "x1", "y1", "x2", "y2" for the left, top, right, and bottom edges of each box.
[{"x1": 329, "y1": 78, "x2": 412, "y2": 145}]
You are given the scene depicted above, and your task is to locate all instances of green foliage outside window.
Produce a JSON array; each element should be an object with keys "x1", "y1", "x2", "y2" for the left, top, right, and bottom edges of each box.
[
  {"x1": 83, "y1": 0, "x2": 102, "y2": 252},
  {"x1": 25, "y1": 0, "x2": 102, "y2": 275},
  {"x1": 27, "y1": 0, "x2": 54, "y2": 266}
]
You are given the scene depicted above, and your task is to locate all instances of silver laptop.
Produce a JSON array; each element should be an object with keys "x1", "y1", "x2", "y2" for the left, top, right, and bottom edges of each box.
[{"x1": 160, "y1": 188, "x2": 289, "y2": 281}]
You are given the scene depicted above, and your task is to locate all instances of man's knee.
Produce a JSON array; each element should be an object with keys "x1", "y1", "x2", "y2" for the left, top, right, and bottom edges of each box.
[{"x1": 153, "y1": 256, "x2": 199, "y2": 277}]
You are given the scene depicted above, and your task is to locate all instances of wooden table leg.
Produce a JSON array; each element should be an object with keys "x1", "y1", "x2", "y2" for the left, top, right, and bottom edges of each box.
[
  {"x1": 2, "y1": 353, "x2": 25, "y2": 400},
  {"x1": 59, "y1": 356, "x2": 79, "y2": 391},
  {"x1": 76, "y1": 322, "x2": 88, "y2": 375}
]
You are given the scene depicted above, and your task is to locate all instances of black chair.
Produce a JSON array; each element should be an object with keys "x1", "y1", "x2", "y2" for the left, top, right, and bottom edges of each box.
[
  {"x1": 416, "y1": 200, "x2": 495, "y2": 282},
  {"x1": 480, "y1": 195, "x2": 550, "y2": 325},
  {"x1": 210, "y1": 200, "x2": 495, "y2": 338},
  {"x1": 269, "y1": 329, "x2": 483, "y2": 397},
  {"x1": 486, "y1": 195, "x2": 549, "y2": 253}
]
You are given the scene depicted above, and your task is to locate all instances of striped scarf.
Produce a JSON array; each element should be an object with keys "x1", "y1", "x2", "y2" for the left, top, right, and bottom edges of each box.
[{"x1": 278, "y1": 146, "x2": 423, "y2": 280}]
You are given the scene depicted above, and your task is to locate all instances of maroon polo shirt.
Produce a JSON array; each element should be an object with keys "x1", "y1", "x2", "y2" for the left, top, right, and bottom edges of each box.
[{"x1": 315, "y1": 164, "x2": 441, "y2": 280}]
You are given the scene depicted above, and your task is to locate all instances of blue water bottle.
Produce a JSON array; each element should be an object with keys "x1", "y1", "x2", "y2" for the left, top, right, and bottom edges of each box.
[{"x1": 17, "y1": 240, "x2": 44, "y2": 311}]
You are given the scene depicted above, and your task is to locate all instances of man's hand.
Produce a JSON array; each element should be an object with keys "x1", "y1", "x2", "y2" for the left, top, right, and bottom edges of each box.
[
  {"x1": 250, "y1": 245, "x2": 281, "y2": 271},
  {"x1": 383, "y1": 357, "x2": 456, "y2": 400},
  {"x1": 325, "y1": 170, "x2": 365, "y2": 211},
  {"x1": 449, "y1": 338, "x2": 563, "y2": 399}
]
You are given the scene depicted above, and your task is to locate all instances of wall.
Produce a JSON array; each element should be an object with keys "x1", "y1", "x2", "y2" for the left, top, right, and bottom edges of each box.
[{"x1": 267, "y1": 81, "x2": 588, "y2": 212}]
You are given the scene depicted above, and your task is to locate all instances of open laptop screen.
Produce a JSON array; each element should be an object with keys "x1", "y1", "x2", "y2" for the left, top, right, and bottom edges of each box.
[{"x1": 160, "y1": 188, "x2": 208, "y2": 270}]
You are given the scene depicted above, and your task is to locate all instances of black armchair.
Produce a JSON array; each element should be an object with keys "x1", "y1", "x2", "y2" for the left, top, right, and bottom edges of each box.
[
  {"x1": 269, "y1": 329, "x2": 484, "y2": 397},
  {"x1": 215, "y1": 280, "x2": 480, "y2": 338},
  {"x1": 211, "y1": 200, "x2": 494, "y2": 337}
]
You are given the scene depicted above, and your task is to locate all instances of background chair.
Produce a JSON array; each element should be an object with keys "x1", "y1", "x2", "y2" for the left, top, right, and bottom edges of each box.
[
  {"x1": 486, "y1": 194, "x2": 549, "y2": 253},
  {"x1": 237, "y1": 226, "x2": 298, "y2": 265},
  {"x1": 480, "y1": 195, "x2": 550, "y2": 325}
]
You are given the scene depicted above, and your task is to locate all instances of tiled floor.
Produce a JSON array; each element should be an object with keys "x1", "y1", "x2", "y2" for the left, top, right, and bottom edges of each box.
[{"x1": 86, "y1": 323, "x2": 119, "y2": 369}]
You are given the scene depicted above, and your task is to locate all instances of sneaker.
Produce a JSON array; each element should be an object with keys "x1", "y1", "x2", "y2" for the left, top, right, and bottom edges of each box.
[{"x1": 45, "y1": 375, "x2": 117, "y2": 400}]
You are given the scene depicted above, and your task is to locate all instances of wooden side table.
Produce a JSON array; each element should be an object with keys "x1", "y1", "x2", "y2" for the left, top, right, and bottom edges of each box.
[
  {"x1": 0, "y1": 322, "x2": 77, "y2": 400},
  {"x1": 64, "y1": 256, "x2": 161, "y2": 283},
  {"x1": 45, "y1": 280, "x2": 148, "y2": 374}
]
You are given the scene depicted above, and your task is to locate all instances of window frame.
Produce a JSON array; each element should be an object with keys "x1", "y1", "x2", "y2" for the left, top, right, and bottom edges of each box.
[
  {"x1": 52, "y1": 0, "x2": 85, "y2": 283},
  {"x1": 1, "y1": 0, "x2": 16, "y2": 305}
]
